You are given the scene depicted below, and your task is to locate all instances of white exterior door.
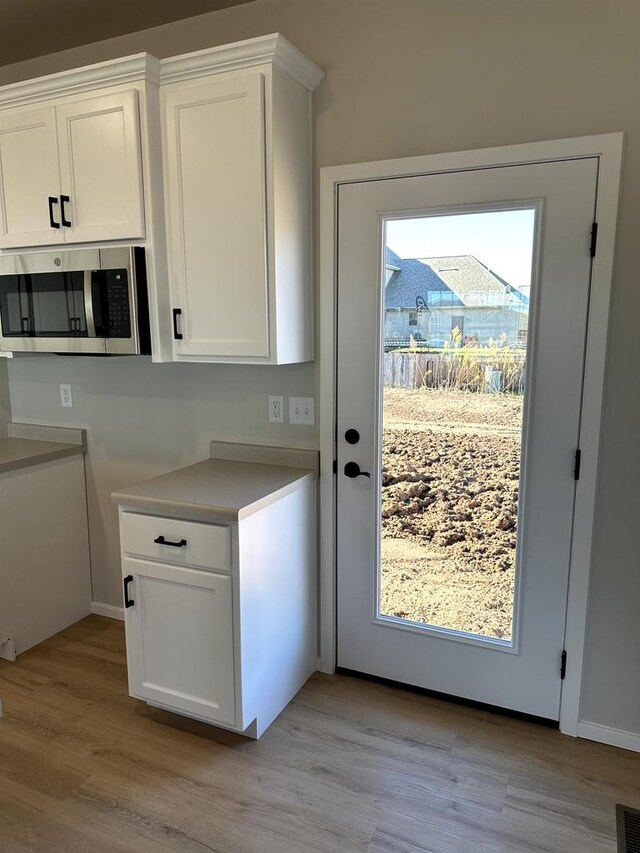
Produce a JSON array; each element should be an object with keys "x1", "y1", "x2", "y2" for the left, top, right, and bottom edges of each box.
[
  {"x1": 336, "y1": 158, "x2": 598, "y2": 720},
  {"x1": 123, "y1": 558, "x2": 236, "y2": 726},
  {"x1": 162, "y1": 72, "x2": 269, "y2": 359},
  {"x1": 56, "y1": 90, "x2": 145, "y2": 243},
  {"x1": 0, "y1": 106, "x2": 64, "y2": 248}
]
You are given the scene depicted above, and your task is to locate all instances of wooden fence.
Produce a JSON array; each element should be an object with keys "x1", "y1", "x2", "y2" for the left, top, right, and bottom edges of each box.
[{"x1": 383, "y1": 351, "x2": 526, "y2": 393}]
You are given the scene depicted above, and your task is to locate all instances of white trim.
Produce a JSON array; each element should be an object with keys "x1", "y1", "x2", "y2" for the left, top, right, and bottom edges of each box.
[
  {"x1": 91, "y1": 602, "x2": 124, "y2": 622},
  {"x1": 560, "y1": 136, "x2": 624, "y2": 737},
  {"x1": 577, "y1": 721, "x2": 640, "y2": 753},
  {"x1": 0, "y1": 54, "x2": 160, "y2": 108},
  {"x1": 319, "y1": 134, "x2": 624, "y2": 731},
  {"x1": 160, "y1": 34, "x2": 324, "y2": 91}
]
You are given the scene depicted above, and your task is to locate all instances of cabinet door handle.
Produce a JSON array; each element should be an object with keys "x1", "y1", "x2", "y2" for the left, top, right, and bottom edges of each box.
[
  {"x1": 60, "y1": 195, "x2": 72, "y2": 227},
  {"x1": 123, "y1": 575, "x2": 135, "y2": 608},
  {"x1": 48, "y1": 196, "x2": 60, "y2": 229},
  {"x1": 154, "y1": 535, "x2": 187, "y2": 548},
  {"x1": 172, "y1": 308, "x2": 183, "y2": 340}
]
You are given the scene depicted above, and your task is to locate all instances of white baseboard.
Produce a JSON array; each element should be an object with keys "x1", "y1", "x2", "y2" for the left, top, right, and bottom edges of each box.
[
  {"x1": 91, "y1": 601, "x2": 124, "y2": 622},
  {"x1": 577, "y1": 721, "x2": 640, "y2": 753}
]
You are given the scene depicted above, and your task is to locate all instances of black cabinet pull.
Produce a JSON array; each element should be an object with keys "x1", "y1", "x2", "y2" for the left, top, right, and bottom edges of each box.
[
  {"x1": 172, "y1": 308, "x2": 183, "y2": 340},
  {"x1": 344, "y1": 461, "x2": 371, "y2": 479},
  {"x1": 48, "y1": 196, "x2": 60, "y2": 229},
  {"x1": 123, "y1": 575, "x2": 134, "y2": 608},
  {"x1": 60, "y1": 195, "x2": 72, "y2": 227},
  {"x1": 154, "y1": 535, "x2": 187, "y2": 548}
]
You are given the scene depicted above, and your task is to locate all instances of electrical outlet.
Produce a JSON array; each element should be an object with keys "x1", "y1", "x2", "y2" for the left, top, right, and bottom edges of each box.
[
  {"x1": 60, "y1": 384, "x2": 73, "y2": 408},
  {"x1": 289, "y1": 396, "x2": 315, "y2": 426},
  {"x1": 268, "y1": 395, "x2": 284, "y2": 424}
]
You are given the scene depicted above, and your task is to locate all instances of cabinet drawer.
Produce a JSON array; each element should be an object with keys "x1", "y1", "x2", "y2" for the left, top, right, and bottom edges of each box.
[{"x1": 120, "y1": 511, "x2": 231, "y2": 571}]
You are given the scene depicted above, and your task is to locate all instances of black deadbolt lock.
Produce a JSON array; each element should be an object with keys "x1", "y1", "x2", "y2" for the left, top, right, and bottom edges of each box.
[{"x1": 345, "y1": 428, "x2": 360, "y2": 445}]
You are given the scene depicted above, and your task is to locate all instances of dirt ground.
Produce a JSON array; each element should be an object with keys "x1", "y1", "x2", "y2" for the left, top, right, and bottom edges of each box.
[{"x1": 381, "y1": 388, "x2": 523, "y2": 640}]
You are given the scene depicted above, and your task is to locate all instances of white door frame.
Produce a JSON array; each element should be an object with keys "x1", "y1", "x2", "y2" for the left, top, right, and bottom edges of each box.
[{"x1": 318, "y1": 133, "x2": 624, "y2": 737}]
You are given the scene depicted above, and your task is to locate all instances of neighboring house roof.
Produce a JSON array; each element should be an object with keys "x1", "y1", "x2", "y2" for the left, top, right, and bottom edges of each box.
[
  {"x1": 385, "y1": 248, "x2": 459, "y2": 309},
  {"x1": 418, "y1": 255, "x2": 529, "y2": 307},
  {"x1": 385, "y1": 248, "x2": 529, "y2": 309}
]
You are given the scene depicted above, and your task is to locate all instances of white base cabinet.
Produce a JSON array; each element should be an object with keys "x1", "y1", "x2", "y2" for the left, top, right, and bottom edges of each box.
[
  {"x1": 0, "y1": 454, "x2": 91, "y2": 660},
  {"x1": 118, "y1": 477, "x2": 316, "y2": 738},
  {"x1": 123, "y1": 559, "x2": 236, "y2": 726}
]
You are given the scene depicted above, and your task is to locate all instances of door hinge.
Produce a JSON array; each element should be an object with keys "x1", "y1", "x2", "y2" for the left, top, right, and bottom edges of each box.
[
  {"x1": 332, "y1": 459, "x2": 337, "y2": 474},
  {"x1": 560, "y1": 649, "x2": 568, "y2": 680},
  {"x1": 590, "y1": 222, "x2": 598, "y2": 258},
  {"x1": 574, "y1": 448, "x2": 582, "y2": 481}
]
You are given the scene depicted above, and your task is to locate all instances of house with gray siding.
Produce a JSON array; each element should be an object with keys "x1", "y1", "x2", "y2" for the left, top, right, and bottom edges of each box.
[{"x1": 384, "y1": 248, "x2": 529, "y2": 348}]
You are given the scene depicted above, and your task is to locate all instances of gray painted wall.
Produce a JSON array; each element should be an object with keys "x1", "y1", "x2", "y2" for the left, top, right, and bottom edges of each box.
[
  {"x1": 7, "y1": 355, "x2": 315, "y2": 606},
  {"x1": 2, "y1": 0, "x2": 638, "y2": 736}
]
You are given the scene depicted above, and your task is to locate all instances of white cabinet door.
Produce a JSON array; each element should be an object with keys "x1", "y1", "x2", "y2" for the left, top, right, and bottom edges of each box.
[
  {"x1": 123, "y1": 558, "x2": 236, "y2": 726},
  {"x1": 163, "y1": 73, "x2": 269, "y2": 358},
  {"x1": 0, "y1": 107, "x2": 64, "y2": 248},
  {"x1": 56, "y1": 90, "x2": 145, "y2": 243}
]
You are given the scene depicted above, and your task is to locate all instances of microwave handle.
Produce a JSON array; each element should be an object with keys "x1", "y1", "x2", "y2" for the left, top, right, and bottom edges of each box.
[{"x1": 83, "y1": 271, "x2": 96, "y2": 337}]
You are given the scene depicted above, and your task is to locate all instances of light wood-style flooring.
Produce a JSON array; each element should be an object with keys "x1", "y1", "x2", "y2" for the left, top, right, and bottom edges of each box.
[{"x1": 0, "y1": 615, "x2": 638, "y2": 852}]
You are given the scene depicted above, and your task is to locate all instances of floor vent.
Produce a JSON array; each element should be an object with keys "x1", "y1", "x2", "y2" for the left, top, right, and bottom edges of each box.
[{"x1": 617, "y1": 804, "x2": 640, "y2": 853}]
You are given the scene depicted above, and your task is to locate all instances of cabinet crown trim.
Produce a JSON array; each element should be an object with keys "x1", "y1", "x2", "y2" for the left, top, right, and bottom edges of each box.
[
  {"x1": 0, "y1": 53, "x2": 160, "y2": 109},
  {"x1": 159, "y1": 33, "x2": 324, "y2": 90}
]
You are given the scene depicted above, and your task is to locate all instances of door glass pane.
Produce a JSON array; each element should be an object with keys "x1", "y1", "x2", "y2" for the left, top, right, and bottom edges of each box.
[{"x1": 380, "y1": 209, "x2": 536, "y2": 642}]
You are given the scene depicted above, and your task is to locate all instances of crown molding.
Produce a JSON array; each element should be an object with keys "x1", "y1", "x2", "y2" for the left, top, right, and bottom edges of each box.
[
  {"x1": 0, "y1": 53, "x2": 161, "y2": 109},
  {"x1": 160, "y1": 33, "x2": 324, "y2": 90}
]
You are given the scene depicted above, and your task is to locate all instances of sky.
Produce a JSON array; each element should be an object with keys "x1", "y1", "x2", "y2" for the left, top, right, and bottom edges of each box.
[{"x1": 386, "y1": 209, "x2": 536, "y2": 295}]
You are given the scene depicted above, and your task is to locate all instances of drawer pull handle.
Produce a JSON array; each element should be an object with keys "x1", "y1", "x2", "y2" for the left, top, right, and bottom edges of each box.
[
  {"x1": 154, "y1": 535, "x2": 187, "y2": 548},
  {"x1": 123, "y1": 574, "x2": 134, "y2": 608}
]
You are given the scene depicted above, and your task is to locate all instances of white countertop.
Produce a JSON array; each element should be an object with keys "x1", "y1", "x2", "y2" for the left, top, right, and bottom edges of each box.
[
  {"x1": 111, "y1": 458, "x2": 315, "y2": 523},
  {"x1": 0, "y1": 437, "x2": 83, "y2": 474}
]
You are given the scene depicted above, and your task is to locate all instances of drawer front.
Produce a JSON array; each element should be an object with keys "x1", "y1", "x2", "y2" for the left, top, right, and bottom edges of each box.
[{"x1": 120, "y1": 511, "x2": 231, "y2": 572}]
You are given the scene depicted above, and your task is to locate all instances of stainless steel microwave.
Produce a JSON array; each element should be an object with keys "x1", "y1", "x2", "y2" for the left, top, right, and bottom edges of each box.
[{"x1": 0, "y1": 246, "x2": 151, "y2": 355}]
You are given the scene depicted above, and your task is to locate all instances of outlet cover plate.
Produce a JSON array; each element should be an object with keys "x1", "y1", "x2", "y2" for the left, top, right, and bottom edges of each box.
[
  {"x1": 289, "y1": 396, "x2": 315, "y2": 426},
  {"x1": 268, "y1": 395, "x2": 284, "y2": 424},
  {"x1": 60, "y1": 384, "x2": 73, "y2": 407}
]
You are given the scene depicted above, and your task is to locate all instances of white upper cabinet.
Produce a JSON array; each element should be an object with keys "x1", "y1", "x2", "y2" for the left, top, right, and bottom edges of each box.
[
  {"x1": 163, "y1": 73, "x2": 269, "y2": 358},
  {"x1": 56, "y1": 90, "x2": 145, "y2": 243},
  {"x1": 0, "y1": 106, "x2": 63, "y2": 248},
  {"x1": 161, "y1": 35, "x2": 324, "y2": 364},
  {"x1": 0, "y1": 89, "x2": 145, "y2": 249}
]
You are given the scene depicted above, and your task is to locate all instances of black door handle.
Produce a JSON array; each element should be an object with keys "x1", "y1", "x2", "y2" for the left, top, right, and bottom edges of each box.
[
  {"x1": 172, "y1": 308, "x2": 183, "y2": 340},
  {"x1": 123, "y1": 575, "x2": 134, "y2": 608},
  {"x1": 344, "y1": 461, "x2": 371, "y2": 479},
  {"x1": 48, "y1": 196, "x2": 60, "y2": 229},
  {"x1": 154, "y1": 535, "x2": 188, "y2": 548},
  {"x1": 60, "y1": 195, "x2": 72, "y2": 227}
]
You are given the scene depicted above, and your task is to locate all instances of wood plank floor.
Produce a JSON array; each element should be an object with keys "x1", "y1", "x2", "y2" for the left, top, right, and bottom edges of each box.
[{"x1": 0, "y1": 616, "x2": 638, "y2": 852}]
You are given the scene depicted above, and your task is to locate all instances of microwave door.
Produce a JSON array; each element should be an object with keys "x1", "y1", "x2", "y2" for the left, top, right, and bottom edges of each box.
[{"x1": 28, "y1": 271, "x2": 86, "y2": 337}]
